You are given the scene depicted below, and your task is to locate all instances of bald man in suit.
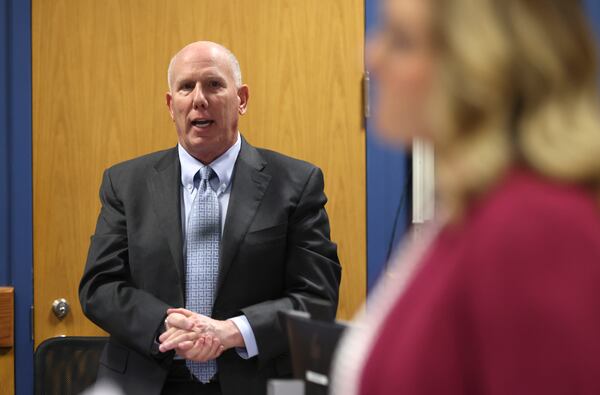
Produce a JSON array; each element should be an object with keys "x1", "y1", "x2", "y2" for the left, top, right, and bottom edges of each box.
[{"x1": 79, "y1": 41, "x2": 341, "y2": 395}]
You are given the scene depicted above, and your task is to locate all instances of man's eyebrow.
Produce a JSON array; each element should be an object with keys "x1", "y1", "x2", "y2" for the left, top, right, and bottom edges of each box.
[
  {"x1": 173, "y1": 73, "x2": 226, "y2": 86},
  {"x1": 203, "y1": 73, "x2": 226, "y2": 80},
  {"x1": 175, "y1": 76, "x2": 192, "y2": 84}
]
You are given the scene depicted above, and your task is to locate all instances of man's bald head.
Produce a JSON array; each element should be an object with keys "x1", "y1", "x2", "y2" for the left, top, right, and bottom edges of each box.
[
  {"x1": 167, "y1": 41, "x2": 242, "y2": 91},
  {"x1": 165, "y1": 40, "x2": 249, "y2": 164}
]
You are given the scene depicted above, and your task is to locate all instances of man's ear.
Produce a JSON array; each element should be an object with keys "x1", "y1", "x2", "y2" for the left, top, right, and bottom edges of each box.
[
  {"x1": 238, "y1": 85, "x2": 249, "y2": 115},
  {"x1": 166, "y1": 92, "x2": 175, "y2": 120}
]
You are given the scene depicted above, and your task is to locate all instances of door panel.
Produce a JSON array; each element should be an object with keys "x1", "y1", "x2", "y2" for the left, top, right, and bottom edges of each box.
[
  {"x1": 0, "y1": 348, "x2": 14, "y2": 395},
  {"x1": 32, "y1": 0, "x2": 365, "y2": 345}
]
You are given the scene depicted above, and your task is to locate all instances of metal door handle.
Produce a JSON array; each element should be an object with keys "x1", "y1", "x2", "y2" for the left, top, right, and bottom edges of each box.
[{"x1": 52, "y1": 298, "x2": 70, "y2": 319}]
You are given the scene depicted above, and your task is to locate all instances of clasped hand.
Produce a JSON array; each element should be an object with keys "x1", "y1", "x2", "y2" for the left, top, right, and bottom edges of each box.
[{"x1": 158, "y1": 308, "x2": 240, "y2": 362}]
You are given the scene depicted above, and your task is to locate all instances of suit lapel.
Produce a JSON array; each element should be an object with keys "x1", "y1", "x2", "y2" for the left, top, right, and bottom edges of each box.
[
  {"x1": 217, "y1": 138, "x2": 271, "y2": 295},
  {"x1": 147, "y1": 147, "x2": 185, "y2": 291}
]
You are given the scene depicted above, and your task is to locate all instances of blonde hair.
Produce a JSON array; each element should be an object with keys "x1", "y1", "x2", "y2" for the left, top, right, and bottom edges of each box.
[{"x1": 430, "y1": 0, "x2": 600, "y2": 219}]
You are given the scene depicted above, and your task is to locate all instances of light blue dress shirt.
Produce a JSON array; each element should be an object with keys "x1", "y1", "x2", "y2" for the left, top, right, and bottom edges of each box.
[{"x1": 178, "y1": 132, "x2": 259, "y2": 359}]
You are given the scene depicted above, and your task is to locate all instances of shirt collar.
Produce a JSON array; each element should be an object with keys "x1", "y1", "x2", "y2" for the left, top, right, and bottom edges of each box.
[{"x1": 178, "y1": 132, "x2": 241, "y2": 194}]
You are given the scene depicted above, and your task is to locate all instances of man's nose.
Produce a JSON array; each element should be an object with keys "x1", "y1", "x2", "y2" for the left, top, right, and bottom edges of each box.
[{"x1": 192, "y1": 84, "x2": 208, "y2": 109}]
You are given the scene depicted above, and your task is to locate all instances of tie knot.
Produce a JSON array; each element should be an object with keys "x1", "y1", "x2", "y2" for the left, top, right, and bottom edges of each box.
[{"x1": 199, "y1": 166, "x2": 215, "y2": 181}]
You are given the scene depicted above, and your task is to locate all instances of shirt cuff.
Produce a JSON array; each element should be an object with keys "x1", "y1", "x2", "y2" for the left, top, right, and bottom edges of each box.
[{"x1": 228, "y1": 315, "x2": 259, "y2": 359}]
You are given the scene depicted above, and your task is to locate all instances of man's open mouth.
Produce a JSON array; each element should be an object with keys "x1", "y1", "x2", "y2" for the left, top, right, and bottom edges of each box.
[{"x1": 191, "y1": 119, "x2": 214, "y2": 128}]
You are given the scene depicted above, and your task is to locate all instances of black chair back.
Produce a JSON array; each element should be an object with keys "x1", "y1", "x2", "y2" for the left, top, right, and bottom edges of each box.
[
  {"x1": 34, "y1": 336, "x2": 107, "y2": 395},
  {"x1": 283, "y1": 311, "x2": 347, "y2": 395}
]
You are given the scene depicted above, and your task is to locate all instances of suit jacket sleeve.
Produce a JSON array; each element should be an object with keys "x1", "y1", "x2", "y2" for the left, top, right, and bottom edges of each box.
[
  {"x1": 240, "y1": 166, "x2": 341, "y2": 365},
  {"x1": 79, "y1": 168, "x2": 171, "y2": 358}
]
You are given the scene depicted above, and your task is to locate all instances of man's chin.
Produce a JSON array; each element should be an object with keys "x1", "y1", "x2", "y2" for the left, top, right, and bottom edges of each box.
[{"x1": 182, "y1": 136, "x2": 232, "y2": 163}]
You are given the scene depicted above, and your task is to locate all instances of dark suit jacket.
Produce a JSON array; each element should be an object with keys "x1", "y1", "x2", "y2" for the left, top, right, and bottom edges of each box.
[{"x1": 79, "y1": 137, "x2": 341, "y2": 395}]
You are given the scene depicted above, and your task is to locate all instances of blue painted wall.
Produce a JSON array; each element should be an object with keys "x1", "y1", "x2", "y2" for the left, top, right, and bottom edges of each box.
[
  {"x1": 365, "y1": 0, "x2": 411, "y2": 292},
  {"x1": 0, "y1": 0, "x2": 34, "y2": 393},
  {"x1": 0, "y1": 0, "x2": 10, "y2": 288},
  {"x1": 586, "y1": 0, "x2": 600, "y2": 45}
]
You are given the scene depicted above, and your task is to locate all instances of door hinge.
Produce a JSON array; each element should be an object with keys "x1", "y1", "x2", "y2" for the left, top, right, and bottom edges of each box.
[{"x1": 363, "y1": 70, "x2": 371, "y2": 120}]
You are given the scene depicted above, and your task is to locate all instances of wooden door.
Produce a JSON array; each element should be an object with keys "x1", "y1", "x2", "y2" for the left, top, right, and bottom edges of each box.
[{"x1": 32, "y1": 0, "x2": 365, "y2": 345}]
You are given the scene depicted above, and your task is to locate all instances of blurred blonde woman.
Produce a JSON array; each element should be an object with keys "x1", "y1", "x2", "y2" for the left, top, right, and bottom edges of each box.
[{"x1": 331, "y1": 0, "x2": 600, "y2": 394}]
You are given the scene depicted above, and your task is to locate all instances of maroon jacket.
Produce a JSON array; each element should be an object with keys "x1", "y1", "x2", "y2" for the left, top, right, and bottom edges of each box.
[{"x1": 361, "y1": 169, "x2": 600, "y2": 395}]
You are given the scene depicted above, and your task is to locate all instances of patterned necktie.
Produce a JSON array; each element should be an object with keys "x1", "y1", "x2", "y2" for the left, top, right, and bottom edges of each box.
[{"x1": 185, "y1": 165, "x2": 220, "y2": 383}]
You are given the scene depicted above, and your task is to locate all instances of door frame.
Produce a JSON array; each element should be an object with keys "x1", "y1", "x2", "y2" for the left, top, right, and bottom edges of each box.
[{"x1": 0, "y1": 0, "x2": 34, "y2": 393}]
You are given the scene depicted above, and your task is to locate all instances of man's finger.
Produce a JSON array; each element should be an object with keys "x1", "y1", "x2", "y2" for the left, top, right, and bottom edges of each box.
[
  {"x1": 208, "y1": 336, "x2": 222, "y2": 359},
  {"x1": 165, "y1": 312, "x2": 195, "y2": 331},
  {"x1": 192, "y1": 336, "x2": 214, "y2": 362},
  {"x1": 189, "y1": 336, "x2": 222, "y2": 362},
  {"x1": 158, "y1": 327, "x2": 179, "y2": 343},
  {"x1": 159, "y1": 331, "x2": 199, "y2": 352},
  {"x1": 168, "y1": 308, "x2": 211, "y2": 327},
  {"x1": 174, "y1": 340, "x2": 195, "y2": 351},
  {"x1": 184, "y1": 336, "x2": 207, "y2": 360},
  {"x1": 159, "y1": 327, "x2": 191, "y2": 344},
  {"x1": 167, "y1": 307, "x2": 194, "y2": 317}
]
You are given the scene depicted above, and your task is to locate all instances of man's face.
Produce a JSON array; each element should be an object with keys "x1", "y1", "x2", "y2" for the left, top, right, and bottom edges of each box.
[{"x1": 166, "y1": 44, "x2": 249, "y2": 163}]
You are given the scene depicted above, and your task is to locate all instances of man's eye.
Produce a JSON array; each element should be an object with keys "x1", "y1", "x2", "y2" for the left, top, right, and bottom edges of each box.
[
  {"x1": 209, "y1": 80, "x2": 222, "y2": 88},
  {"x1": 180, "y1": 83, "x2": 194, "y2": 91}
]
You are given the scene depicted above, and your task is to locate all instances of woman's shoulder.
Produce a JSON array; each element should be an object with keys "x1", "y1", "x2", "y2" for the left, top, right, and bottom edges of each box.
[
  {"x1": 453, "y1": 168, "x2": 600, "y2": 291},
  {"x1": 467, "y1": 168, "x2": 600, "y2": 246}
]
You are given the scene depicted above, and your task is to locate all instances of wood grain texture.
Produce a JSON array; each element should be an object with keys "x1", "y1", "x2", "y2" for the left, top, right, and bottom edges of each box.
[
  {"x1": 32, "y1": 0, "x2": 365, "y2": 346},
  {"x1": 0, "y1": 287, "x2": 14, "y2": 395},
  {"x1": 0, "y1": 347, "x2": 14, "y2": 395},
  {"x1": 0, "y1": 287, "x2": 13, "y2": 347}
]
